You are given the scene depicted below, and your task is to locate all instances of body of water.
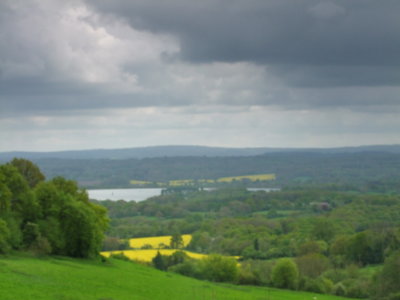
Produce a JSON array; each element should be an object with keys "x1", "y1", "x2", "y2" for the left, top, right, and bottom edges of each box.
[
  {"x1": 88, "y1": 187, "x2": 280, "y2": 202},
  {"x1": 88, "y1": 188, "x2": 163, "y2": 202}
]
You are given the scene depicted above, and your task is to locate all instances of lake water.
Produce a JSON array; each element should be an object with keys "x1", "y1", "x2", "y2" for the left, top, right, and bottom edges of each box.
[
  {"x1": 88, "y1": 187, "x2": 279, "y2": 202},
  {"x1": 88, "y1": 188, "x2": 163, "y2": 202}
]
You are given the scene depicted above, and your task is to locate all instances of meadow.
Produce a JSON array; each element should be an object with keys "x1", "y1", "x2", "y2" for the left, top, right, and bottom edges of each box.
[{"x1": 0, "y1": 254, "x2": 353, "y2": 300}]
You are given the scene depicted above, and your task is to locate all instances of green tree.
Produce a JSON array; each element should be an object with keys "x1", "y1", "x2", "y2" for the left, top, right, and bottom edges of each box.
[
  {"x1": 272, "y1": 258, "x2": 299, "y2": 290},
  {"x1": 10, "y1": 158, "x2": 45, "y2": 188},
  {"x1": 37, "y1": 216, "x2": 64, "y2": 254},
  {"x1": 0, "y1": 164, "x2": 40, "y2": 222},
  {"x1": 0, "y1": 218, "x2": 10, "y2": 253},
  {"x1": 170, "y1": 232, "x2": 184, "y2": 249},
  {"x1": 295, "y1": 253, "x2": 330, "y2": 278},
  {"x1": 152, "y1": 251, "x2": 167, "y2": 271},
  {"x1": 22, "y1": 222, "x2": 41, "y2": 248},
  {"x1": 373, "y1": 251, "x2": 400, "y2": 299},
  {"x1": 346, "y1": 231, "x2": 383, "y2": 265},
  {"x1": 311, "y1": 218, "x2": 335, "y2": 242},
  {"x1": 0, "y1": 180, "x2": 11, "y2": 214},
  {"x1": 34, "y1": 181, "x2": 62, "y2": 217},
  {"x1": 60, "y1": 201, "x2": 107, "y2": 258}
]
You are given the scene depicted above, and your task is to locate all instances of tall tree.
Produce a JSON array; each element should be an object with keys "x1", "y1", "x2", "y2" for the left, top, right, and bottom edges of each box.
[
  {"x1": 373, "y1": 251, "x2": 400, "y2": 299},
  {"x1": 10, "y1": 158, "x2": 45, "y2": 188},
  {"x1": 152, "y1": 251, "x2": 167, "y2": 271},
  {"x1": 170, "y1": 232, "x2": 184, "y2": 249}
]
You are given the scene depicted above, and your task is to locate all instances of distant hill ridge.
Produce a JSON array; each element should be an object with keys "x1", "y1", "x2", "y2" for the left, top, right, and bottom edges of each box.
[{"x1": 2, "y1": 144, "x2": 400, "y2": 161}]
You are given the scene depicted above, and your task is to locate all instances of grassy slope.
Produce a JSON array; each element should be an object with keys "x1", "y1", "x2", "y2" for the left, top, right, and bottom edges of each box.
[{"x1": 0, "y1": 255, "x2": 351, "y2": 300}]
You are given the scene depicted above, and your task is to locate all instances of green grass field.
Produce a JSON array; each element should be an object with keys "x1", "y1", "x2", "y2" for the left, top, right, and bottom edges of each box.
[{"x1": 0, "y1": 254, "x2": 352, "y2": 300}]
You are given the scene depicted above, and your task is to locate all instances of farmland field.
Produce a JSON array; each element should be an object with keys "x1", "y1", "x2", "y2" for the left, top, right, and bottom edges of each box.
[
  {"x1": 129, "y1": 234, "x2": 192, "y2": 249},
  {"x1": 0, "y1": 254, "x2": 353, "y2": 300},
  {"x1": 216, "y1": 174, "x2": 276, "y2": 182},
  {"x1": 129, "y1": 173, "x2": 276, "y2": 187},
  {"x1": 101, "y1": 249, "x2": 208, "y2": 262}
]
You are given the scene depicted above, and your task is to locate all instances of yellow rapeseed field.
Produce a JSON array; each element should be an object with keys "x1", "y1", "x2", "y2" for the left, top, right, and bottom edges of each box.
[
  {"x1": 129, "y1": 234, "x2": 192, "y2": 249},
  {"x1": 101, "y1": 249, "x2": 207, "y2": 262},
  {"x1": 217, "y1": 173, "x2": 276, "y2": 183},
  {"x1": 168, "y1": 179, "x2": 194, "y2": 186},
  {"x1": 130, "y1": 174, "x2": 275, "y2": 187},
  {"x1": 129, "y1": 180, "x2": 153, "y2": 185}
]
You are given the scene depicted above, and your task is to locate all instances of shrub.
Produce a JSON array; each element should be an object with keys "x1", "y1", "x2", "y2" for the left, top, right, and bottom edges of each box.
[
  {"x1": 333, "y1": 282, "x2": 347, "y2": 297},
  {"x1": 238, "y1": 262, "x2": 259, "y2": 285},
  {"x1": 141, "y1": 244, "x2": 153, "y2": 249},
  {"x1": 345, "y1": 278, "x2": 370, "y2": 299},
  {"x1": 271, "y1": 258, "x2": 299, "y2": 290},
  {"x1": 169, "y1": 260, "x2": 200, "y2": 278},
  {"x1": 198, "y1": 254, "x2": 239, "y2": 283},
  {"x1": 295, "y1": 253, "x2": 330, "y2": 278},
  {"x1": 30, "y1": 236, "x2": 52, "y2": 257}
]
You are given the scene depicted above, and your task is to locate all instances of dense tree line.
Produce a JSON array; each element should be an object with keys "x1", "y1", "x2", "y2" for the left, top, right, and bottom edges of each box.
[
  {"x1": 30, "y1": 151, "x2": 400, "y2": 189},
  {"x1": 0, "y1": 159, "x2": 108, "y2": 258},
  {"x1": 98, "y1": 187, "x2": 400, "y2": 299}
]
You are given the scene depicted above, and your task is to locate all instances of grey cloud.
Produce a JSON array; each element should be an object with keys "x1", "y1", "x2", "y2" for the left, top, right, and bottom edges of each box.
[
  {"x1": 1, "y1": 0, "x2": 400, "y2": 118},
  {"x1": 87, "y1": 0, "x2": 400, "y2": 87}
]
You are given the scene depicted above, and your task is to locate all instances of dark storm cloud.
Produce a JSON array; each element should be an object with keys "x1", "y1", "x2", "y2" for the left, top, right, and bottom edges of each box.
[
  {"x1": 87, "y1": 0, "x2": 400, "y2": 86},
  {"x1": 0, "y1": 77, "x2": 181, "y2": 117}
]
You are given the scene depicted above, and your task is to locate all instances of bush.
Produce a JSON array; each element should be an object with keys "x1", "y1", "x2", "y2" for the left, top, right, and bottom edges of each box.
[
  {"x1": 141, "y1": 244, "x2": 153, "y2": 249},
  {"x1": 198, "y1": 254, "x2": 239, "y2": 283},
  {"x1": 169, "y1": 260, "x2": 200, "y2": 278},
  {"x1": 300, "y1": 277, "x2": 325, "y2": 293},
  {"x1": 271, "y1": 258, "x2": 299, "y2": 290},
  {"x1": 30, "y1": 236, "x2": 52, "y2": 257},
  {"x1": 333, "y1": 282, "x2": 347, "y2": 296},
  {"x1": 238, "y1": 262, "x2": 259, "y2": 285},
  {"x1": 295, "y1": 253, "x2": 330, "y2": 278},
  {"x1": 345, "y1": 279, "x2": 370, "y2": 299}
]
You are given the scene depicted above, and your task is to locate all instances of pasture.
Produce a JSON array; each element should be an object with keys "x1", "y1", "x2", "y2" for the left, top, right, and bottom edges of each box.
[{"x1": 0, "y1": 254, "x2": 352, "y2": 300}]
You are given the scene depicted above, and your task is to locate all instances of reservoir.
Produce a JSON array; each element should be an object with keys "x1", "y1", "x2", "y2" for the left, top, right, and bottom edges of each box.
[
  {"x1": 88, "y1": 187, "x2": 279, "y2": 202},
  {"x1": 88, "y1": 188, "x2": 163, "y2": 202}
]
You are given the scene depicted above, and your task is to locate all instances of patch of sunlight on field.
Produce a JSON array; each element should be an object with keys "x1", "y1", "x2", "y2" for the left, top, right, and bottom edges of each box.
[
  {"x1": 130, "y1": 174, "x2": 275, "y2": 187},
  {"x1": 217, "y1": 173, "x2": 276, "y2": 182},
  {"x1": 168, "y1": 179, "x2": 195, "y2": 186},
  {"x1": 129, "y1": 234, "x2": 192, "y2": 249},
  {"x1": 101, "y1": 249, "x2": 208, "y2": 262},
  {"x1": 130, "y1": 180, "x2": 153, "y2": 185}
]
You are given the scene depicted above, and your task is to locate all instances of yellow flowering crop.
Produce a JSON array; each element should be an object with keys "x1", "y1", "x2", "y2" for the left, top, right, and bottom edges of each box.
[
  {"x1": 217, "y1": 174, "x2": 276, "y2": 183},
  {"x1": 101, "y1": 249, "x2": 207, "y2": 262},
  {"x1": 129, "y1": 234, "x2": 192, "y2": 249},
  {"x1": 130, "y1": 180, "x2": 153, "y2": 185}
]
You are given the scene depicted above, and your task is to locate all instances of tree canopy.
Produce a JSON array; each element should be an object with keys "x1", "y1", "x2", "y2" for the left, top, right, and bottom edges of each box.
[{"x1": 0, "y1": 159, "x2": 108, "y2": 258}]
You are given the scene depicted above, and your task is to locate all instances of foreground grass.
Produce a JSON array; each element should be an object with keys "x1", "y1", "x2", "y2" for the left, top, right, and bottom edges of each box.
[{"x1": 0, "y1": 254, "x2": 351, "y2": 300}]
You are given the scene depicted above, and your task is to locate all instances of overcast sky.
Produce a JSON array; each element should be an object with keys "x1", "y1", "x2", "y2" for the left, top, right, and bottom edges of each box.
[{"x1": 1, "y1": 0, "x2": 400, "y2": 152}]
